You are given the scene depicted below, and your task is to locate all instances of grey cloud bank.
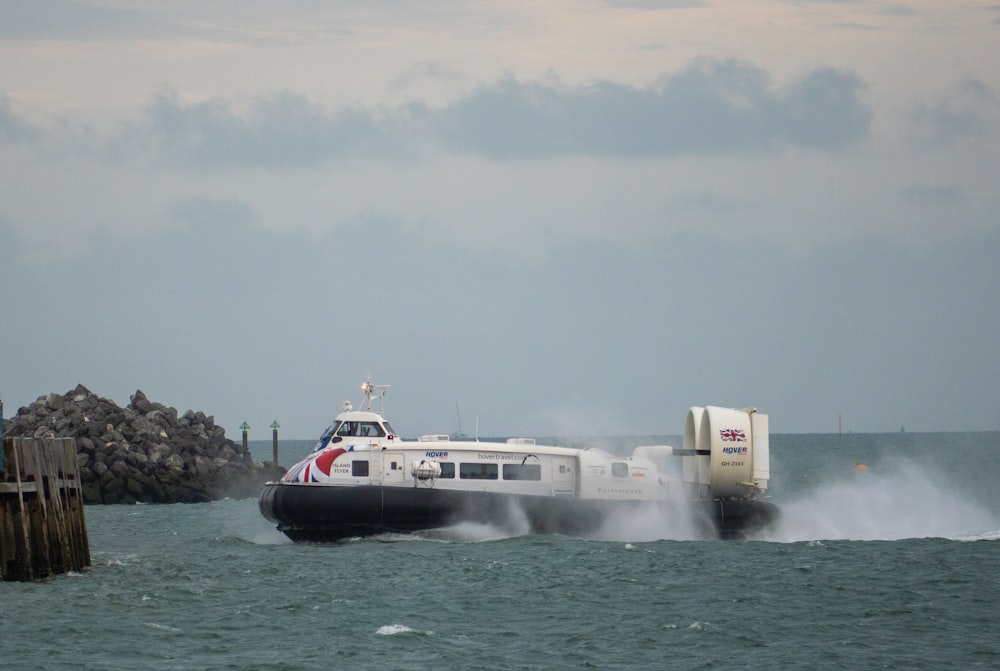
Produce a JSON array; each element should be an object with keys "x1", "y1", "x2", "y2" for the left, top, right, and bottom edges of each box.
[
  {"x1": 2, "y1": 213, "x2": 998, "y2": 438},
  {"x1": 1, "y1": 58, "x2": 871, "y2": 167},
  {"x1": 0, "y1": 59, "x2": 876, "y2": 168},
  {"x1": 430, "y1": 61, "x2": 869, "y2": 158}
]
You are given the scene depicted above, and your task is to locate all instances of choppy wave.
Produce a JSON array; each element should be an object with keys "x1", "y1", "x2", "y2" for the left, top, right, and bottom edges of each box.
[
  {"x1": 4, "y1": 434, "x2": 1000, "y2": 671},
  {"x1": 376, "y1": 624, "x2": 434, "y2": 636}
]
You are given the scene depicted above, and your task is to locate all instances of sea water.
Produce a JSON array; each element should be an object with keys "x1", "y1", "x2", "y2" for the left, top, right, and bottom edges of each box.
[{"x1": 2, "y1": 433, "x2": 998, "y2": 670}]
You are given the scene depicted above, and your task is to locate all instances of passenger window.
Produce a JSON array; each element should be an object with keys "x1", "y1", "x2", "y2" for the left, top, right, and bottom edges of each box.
[
  {"x1": 352, "y1": 461, "x2": 370, "y2": 477},
  {"x1": 460, "y1": 463, "x2": 498, "y2": 480},
  {"x1": 439, "y1": 462, "x2": 455, "y2": 479},
  {"x1": 503, "y1": 463, "x2": 542, "y2": 481},
  {"x1": 611, "y1": 462, "x2": 628, "y2": 479}
]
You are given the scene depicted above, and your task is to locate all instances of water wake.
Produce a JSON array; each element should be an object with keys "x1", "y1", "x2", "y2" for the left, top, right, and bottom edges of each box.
[
  {"x1": 413, "y1": 497, "x2": 535, "y2": 542},
  {"x1": 766, "y1": 457, "x2": 999, "y2": 542},
  {"x1": 590, "y1": 500, "x2": 712, "y2": 542},
  {"x1": 408, "y1": 522, "x2": 526, "y2": 543}
]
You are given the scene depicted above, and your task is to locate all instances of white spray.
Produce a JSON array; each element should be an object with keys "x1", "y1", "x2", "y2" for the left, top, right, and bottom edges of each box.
[{"x1": 765, "y1": 457, "x2": 999, "y2": 542}]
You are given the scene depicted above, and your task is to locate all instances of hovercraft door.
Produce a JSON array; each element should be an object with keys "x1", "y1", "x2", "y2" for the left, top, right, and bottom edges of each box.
[
  {"x1": 381, "y1": 452, "x2": 406, "y2": 483},
  {"x1": 553, "y1": 456, "x2": 575, "y2": 496}
]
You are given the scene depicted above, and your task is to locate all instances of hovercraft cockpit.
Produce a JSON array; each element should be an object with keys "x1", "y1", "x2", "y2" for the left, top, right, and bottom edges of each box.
[{"x1": 312, "y1": 397, "x2": 398, "y2": 453}]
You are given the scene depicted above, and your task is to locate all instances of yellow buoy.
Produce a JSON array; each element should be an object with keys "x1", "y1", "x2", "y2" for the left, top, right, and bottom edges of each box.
[{"x1": 854, "y1": 463, "x2": 869, "y2": 472}]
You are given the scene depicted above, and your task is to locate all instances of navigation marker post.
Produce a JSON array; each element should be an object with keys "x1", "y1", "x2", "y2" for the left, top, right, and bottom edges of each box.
[
  {"x1": 271, "y1": 420, "x2": 280, "y2": 466},
  {"x1": 240, "y1": 421, "x2": 250, "y2": 453}
]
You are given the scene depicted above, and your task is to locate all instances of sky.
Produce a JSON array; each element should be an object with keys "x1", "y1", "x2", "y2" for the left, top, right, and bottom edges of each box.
[{"x1": 2, "y1": 1, "x2": 999, "y2": 440}]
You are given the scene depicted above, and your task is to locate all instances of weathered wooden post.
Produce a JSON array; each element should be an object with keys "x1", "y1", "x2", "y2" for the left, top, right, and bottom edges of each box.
[
  {"x1": 270, "y1": 420, "x2": 280, "y2": 466},
  {"x1": 1, "y1": 437, "x2": 91, "y2": 581},
  {"x1": 240, "y1": 421, "x2": 250, "y2": 452}
]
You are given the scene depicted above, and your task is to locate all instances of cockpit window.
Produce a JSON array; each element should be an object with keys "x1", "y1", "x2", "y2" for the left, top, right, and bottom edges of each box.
[
  {"x1": 362, "y1": 423, "x2": 385, "y2": 437},
  {"x1": 336, "y1": 421, "x2": 386, "y2": 438}
]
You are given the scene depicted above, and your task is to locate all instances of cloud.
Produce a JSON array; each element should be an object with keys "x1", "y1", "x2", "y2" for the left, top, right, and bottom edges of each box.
[
  {"x1": 113, "y1": 59, "x2": 872, "y2": 168},
  {"x1": 4, "y1": 57, "x2": 871, "y2": 169},
  {"x1": 0, "y1": 93, "x2": 36, "y2": 143},
  {"x1": 910, "y1": 80, "x2": 997, "y2": 145},
  {"x1": 0, "y1": 0, "x2": 170, "y2": 40},
  {"x1": 878, "y1": 5, "x2": 917, "y2": 16},
  {"x1": 431, "y1": 59, "x2": 870, "y2": 158},
  {"x1": 387, "y1": 61, "x2": 468, "y2": 94},
  {"x1": 141, "y1": 90, "x2": 413, "y2": 168}
]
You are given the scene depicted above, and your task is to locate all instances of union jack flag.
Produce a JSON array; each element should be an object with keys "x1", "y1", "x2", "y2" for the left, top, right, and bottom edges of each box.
[{"x1": 720, "y1": 428, "x2": 746, "y2": 442}]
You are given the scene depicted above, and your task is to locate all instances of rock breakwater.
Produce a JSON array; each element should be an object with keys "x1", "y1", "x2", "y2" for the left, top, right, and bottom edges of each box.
[{"x1": 2, "y1": 385, "x2": 285, "y2": 504}]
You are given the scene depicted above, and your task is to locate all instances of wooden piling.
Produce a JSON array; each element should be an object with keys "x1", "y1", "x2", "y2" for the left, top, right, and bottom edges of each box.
[{"x1": 1, "y1": 437, "x2": 91, "y2": 581}]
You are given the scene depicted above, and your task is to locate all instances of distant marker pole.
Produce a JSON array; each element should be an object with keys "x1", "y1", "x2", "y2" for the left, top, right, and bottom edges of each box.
[
  {"x1": 0, "y1": 395, "x2": 5, "y2": 472},
  {"x1": 271, "y1": 420, "x2": 280, "y2": 466},
  {"x1": 240, "y1": 421, "x2": 250, "y2": 452}
]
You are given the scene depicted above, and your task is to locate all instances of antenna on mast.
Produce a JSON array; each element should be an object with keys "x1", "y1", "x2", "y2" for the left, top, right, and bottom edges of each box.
[{"x1": 360, "y1": 376, "x2": 390, "y2": 414}]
